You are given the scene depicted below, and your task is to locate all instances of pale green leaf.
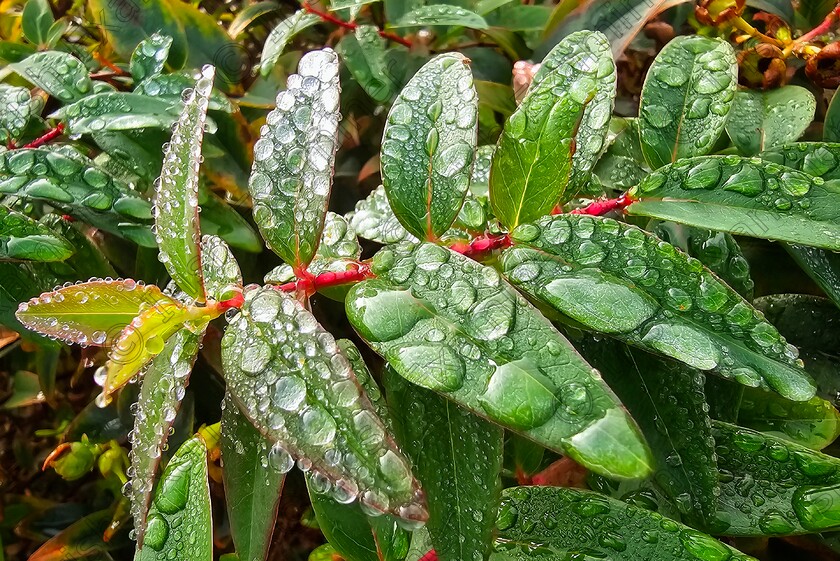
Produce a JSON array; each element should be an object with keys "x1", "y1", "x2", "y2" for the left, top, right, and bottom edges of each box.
[
  {"x1": 11, "y1": 51, "x2": 92, "y2": 102},
  {"x1": 51, "y1": 92, "x2": 187, "y2": 135},
  {"x1": 0, "y1": 84, "x2": 40, "y2": 144},
  {"x1": 347, "y1": 185, "x2": 415, "y2": 245},
  {"x1": 0, "y1": 205, "x2": 72, "y2": 262},
  {"x1": 393, "y1": 5, "x2": 488, "y2": 29},
  {"x1": 725, "y1": 86, "x2": 815, "y2": 155},
  {"x1": 200, "y1": 235, "x2": 242, "y2": 302}
]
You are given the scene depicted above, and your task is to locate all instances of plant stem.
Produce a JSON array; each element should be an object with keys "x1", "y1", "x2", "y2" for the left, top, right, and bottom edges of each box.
[
  {"x1": 731, "y1": 16, "x2": 785, "y2": 47},
  {"x1": 798, "y1": 4, "x2": 840, "y2": 43},
  {"x1": 277, "y1": 262, "x2": 374, "y2": 293},
  {"x1": 302, "y1": 1, "x2": 412, "y2": 47},
  {"x1": 23, "y1": 123, "x2": 65, "y2": 149},
  {"x1": 449, "y1": 233, "x2": 512, "y2": 259},
  {"x1": 552, "y1": 193, "x2": 635, "y2": 216}
]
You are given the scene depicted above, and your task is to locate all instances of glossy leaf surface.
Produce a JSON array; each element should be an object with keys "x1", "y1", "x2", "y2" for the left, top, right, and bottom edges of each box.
[
  {"x1": 259, "y1": 10, "x2": 321, "y2": 76},
  {"x1": 0, "y1": 206, "x2": 72, "y2": 262},
  {"x1": 639, "y1": 36, "x2": 737, "y2": 169},
  {"x1": 737, "y1": 387, "x2": 840, "y2": 450},
  {"x1": 154, "y1": 65, "x2": 214, "y2": 302},
  {"x1": 249, "y1": 49, "x2": 340, "y2": 270},
  {"x1": 725, "y1": 86, "x2": 815, "y2": 155},
  {"x1": 502, "y1": 215, "x2": 815, "y2": 401},
  {"x1": 394, "y1": 5, "x2": 488, "y2": 28},
  {"x1": 130, "y1": 33, "x2": 173, "y2": 82},
  {"x1": 221, "y1": 286, "x2": 425, "y2": 519},
  {"x1": 200, "y1": 235, "x2": 242, "y2": 302},
  {"x1": 337, "y1": 26, "x2": 395, "y2": 103},
  {"x1": 759, "y1": 142, "x2": 840, "y2": 182},
  {"x1": 381, "y1": 53, "x2": 477, "y2": 241},
  {"x1": 52, "y1": 93, "x2": 184, "y2": 135},
  {"x1": 346, "y1": 241, "x2": 651, "y2": 479},
  {"x1": 348, "y1": 185, "x2": 415, "y2": 244},
  {"x1": 628, "y1": 156, "x2": 840, "y2": 251},
  {"x1": 10, "y1": 51, "x2": 92, "y2": 103},
  {"x1": 784, "y1": 244, "x2": 840, "y2": 308},
  {"x1": 0, "y1": 84, "x2": 38, "y2": 143}
]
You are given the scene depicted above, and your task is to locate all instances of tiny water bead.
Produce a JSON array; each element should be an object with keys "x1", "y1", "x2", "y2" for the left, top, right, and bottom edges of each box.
[{"x1": 11, "y1": 51, "x2": 92, "y2": 103}]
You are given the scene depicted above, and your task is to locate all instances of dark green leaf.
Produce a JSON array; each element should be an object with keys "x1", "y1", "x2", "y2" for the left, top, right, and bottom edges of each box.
[
  {"x1": 258, "y1": 10, "x2": 321, "y2": 77},
  {"x1": 737, "y1": 387, "x2": 840, "y2": 449},
  {"x1": 381, "y1": 53, "x2": 477, "y2": 240},
  {"x1": 346, "y1": 241, "x2": 651, "y2": 479},
  {"x1": 475, "y1": 80, "x2": 516, "y2": 118},
  {"x1": 502, "y1": 214, "x2": 815, "y2": 401},
  {"x1": 0, "y1": 206, "x2": 72, "y2": 262},
  {"x1": 136, "y1": 435, "x2": 212, "y2": 560},
  {"x1": 393, "y1": 5, "x2": 488, "y2": 28},
  {"x1": 628, "y1": 156, "x2": 840, "y2": 251},
  {"x1": 337, "y1": 26, "x2": 396, "y2": 103},
  {"x1": 493, "y1": 486, "x2": 755, "y2": 560},
  {"x1": 249, "y1": 49, "x2": 340, "y2": 270},
  {"x1": 11, "y1": 51, "x2": 92, "y2": 103},
  {"x1": 725, "y1": 86, "x2": 815, "y2": 155},
  {"x1": 221, "y1": 286, "x2": 425, "y2": 520},
  {"x1": 759, "y1": 142, "x2": 840, "y2": 181},
  {"x1": 52, "y1": 92, "x2": 185, "y2": 135},
  {"x1": 785, "y1": 244, "x2": 840, "y2": 307},
  {"x1": 826, "y1": 90, "x2": 840, "y2": 142},
  {"x1": 130, "y1": 33, "x2": 173, "y2": 82},
  {"x1": 39, "y1": 214, "x2": 117, "y2": 280},
  {"x1": 638, "y1": 36, "x2": 737, "y2": 169},
  {"x1": 197, "y1": 188, "x2": 261, "y2": 253},
  {"x1": 153, "y1": 66, "x2": 214, "y2": 302},
  {"x1": 28, "y1": 509, "x2": 129, "y2": 560}
]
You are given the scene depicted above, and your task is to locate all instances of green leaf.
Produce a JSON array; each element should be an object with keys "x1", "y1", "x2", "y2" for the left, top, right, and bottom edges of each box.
[
  {"x1": 627, "y1": 156, "x2": 840, "y2": 251},
  {"x1": 759, "y1": 142, "x2": 840, "y2": 182},
  {"x1": 21, "y1": 0, "x2": 54, "y2": 45},
  {"x1": 487, "y1": 4, "x2": 551, "y2": 31},
  {"x1": 221, "y1": 394, "x2": 286, "y2": 561},
  {"x1": 0, "y1": 40, "x2": 36, "y2": 63},
  {"x1": 39, "y1": 214, "x2": 117, "y2": 280},
  {"x1": 0, "y1": 84, "x2": 39, "y2": 144},
  {"x1": 52, "y1": 92, "x2": 185, "y2": 135},
  {"x1": 469, "y1": 145, "x2": 494, "y2": 199},
  {"x1": 197, "y1": 188, "x2": 261, "y2": 254},
  {"x1": 0, "y1": 206, "x2": 73, "y2": 262},
  {"x1": 154, "y1": 66, "x2": 214, "y2": 302},
  {"x1": 0, "y1": 147, "x2": 155, "y2": 246},
  {"x1": 501, "y1": 214, "x2": 815, "y2": 401},
  {"x1": 652, "y1": 222, "x2": 754, "y2": 300},
  {"x1": 347, "y1": 185, "x2": 415, "y2": 244},
  {"x1": 249, "y1": 49, "x2": 340, "y2": 270},
  {"x1": 28, "y1": 509, "x2": 130, "y2": 561},
  {"x1": 529, "y1": 30, "x2": 616, "y2": 194},
  {"x1": 331, "y1": 0, "x2": 380, "y2": 12},
  {"x1": 381, "y1": 53, "x2": 477, "y2": 241},
  {"x1": 493, "y1": 486, "x2": 755, "y2": 560},
  {"x1": 228, "y1": 1, "x2": 280, "y2": 37},
  {"x1": 136, "y1": 435, "x2": 212, "y2": 560},
  {"x1": 638, "y1": 36, "x2": 737, "y2": 169},
  {"x1": 393, "y1": 5, "x2": 488, "y2": 28},
  {"x1": 337, "y1": 25, "x2": 395, "y2": 104},
  {"x1": 130, "y1": 33, "x2": 174, "y2": 82},
  {"x1": 135, "y1": 73, "x2": 234, "y2": 113},
  {"x1": 711, "y1": 420, "x2": 840, "y2": 535},
  {"x1": 220, "y1": 286, "x2": 425, "y2": 520},
  {"x1": 580, "y1": 339, "x2": 719, "y2": 526},
  {"x1": 200, "y1": 235, "x2": 242, "y2": 302},
  {"x1": 16, "y1": 278, "x2": 176, "y2": 347},
  {"x1": 258, "y1": 10, "x2": 321, "y2": 77},
  {"x1": 826, "y1": 90, "x2": 840, "y2": 142},
  {"x1": 10, "y1": 51, "x2": 92, "y2": 103},
  {"x1": 346, "y1": 241, "x2": 651, "y2": 479},
  {"x1": 737, "y1": 387, "x2": 840, "y2": 449},
  {"x1": 385, "y1": 367, "x2": 503, "y2": 561},
  {"x1": 725, "y1": 86, "x2": 815, "y2": 156},
  {"x1": 475, "y1": 80, "x2": 516, "y2": 119},
  {"x1": 129, "y1": 328, "x2": 202, "y2": 546}
]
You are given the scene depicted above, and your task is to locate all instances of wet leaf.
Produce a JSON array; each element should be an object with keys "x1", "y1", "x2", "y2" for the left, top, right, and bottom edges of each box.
[
  {"x1": 258, "y1": 10, "x2": 321, "y2": 77},
  {"x1": 221, "y1": 286, "x2": 425, "y2": 520},
  {"x1": 198, "y1": 189, "x2": 262, "y2": 253},
  {"x1": 529, "y1": 30, "x2": 616, "y2": 194},
  {"x1": 394, "y1": 5, "x2": 488, "y2": 28},
  {"x1": 0, "y1": 148, "x2": 155, "y2": 246},
  {"x1": 39, "y1": 215, "x2": 117, "y2": 280},
  {"x1": 16, "y1": 278, "x2": 175, "y2": 347},
  {"x1": 502, "y1": 214, "x2": 815, "y2": 401},
  {"x1": 129, "y1": 328, "x2": 202, "y2": 546},
  {"x1": 221, "y1": 394, "x2": 286, "y2": 561},
  {"x1": 711, "y1": 421, "x2": 840, "y2": 535},
  {"x1": 347, "y1": 185, "x2": 415, "y2": 245},
  {"x1": 638, "y1": 36, "x2": 737, "y2": 169},
  {"x1": 249, "y1": 49, "x2": 340, "y2": 270},
  {"x1": 386, "y1": 367, "x2": 503, "y2": 561},
  {"x1": 136, "y1": 435, "x2": 212, "y2": 560},
  {"x1": 347, "y1": 241, "x2": 651, "y2": 479},
  {"x1": 759, "y1": 142, "x2": 840, "y2": 182},
  {"x1": 628, "y1": 156, "x2": 840, "y2": 251},
  {"x1": 154, "y1": 66, "x2": 214, "y2": 302},
  {"x1": 10, "y1": 51, "x2": 92, "y2": 103},
  {"x1": 228, "y1": 1, "x2": 281, "y2": 37},
  {"x1": 737, "y1": 387, "x2": 840, "y2": 450},
  {"x1": 2, "y1": 370, "x2": 46, "y2": 409},
  {"x1": 0, "y1": 206, "x2": 73, "y2": 262},
  {"x1": 725, "y1": 86, "x2": 815, "y2": 156},
  {"x1": 337, "y1": 25, "x2": 395, "y2": 103},
  {"x1": 52, "y1": 93, "x2": 184, "y2": 135},
  {"x1": 493, "y1": 486, "x2": 755, "y2": 560},
  {"x1": 470, "y1": 145, "x2": 494, "y2": 199},
  {"x1": 0, "y1": 84, "x2": 39, "y2": 144},
  {"x1": 135, "y1": 73, "x2": 234, "y2": 113},
  {"x1": 580, "y1": 339, "x2": 719, "y2": 527},
  {"x1": 200, "y1": 235, "x2": 242, "y2": 302},
  {"x1": 381, "y1": 53, "x2": 477, "y2": 241},
  {"x1": 130, "y1": 33, "x2": 173, "y2": 82}
]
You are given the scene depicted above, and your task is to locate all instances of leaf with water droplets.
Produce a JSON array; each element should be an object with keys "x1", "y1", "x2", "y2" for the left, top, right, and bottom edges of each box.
[
  {"x1": 249, "y1": 49, "x2": 340, "y2": 270},
  {"x1": 580, "y1": 338, "x2": 719, "y2": 527},
  {"x1": 470, "y1": 145, "x2": 494, "y2": 199},
  {"x1": 381, "y1": 53, "x2": 477, "y2": 241},
  {"x1": 737, "y1": 387, "x2": 840, "y2": 450},
  {"x1": 220, "y1": 286, "x2": 425, "y2": 520},
  {"x1": 394, "y1": 5, "x2": 488, "y2": 28},
  {"x1": 15, "y1": 278, "x2": 176, "y2": 347},
  {"x1": 385, "y1": 366, "x2": 503, "y2": 561},
  {"x1": 200, "y1": 235, "x2": 241, "y2": 302},
  {"x1": 337, "y1": 25, "x2": 395, "y2": 104},
  {"x1": 221, "y1": 394, "x2": 286, "y2": 561},
  {"x1": 0, "y1": 205, "x2": 73, "y2": 262},
  {"x1": 259, "y1": 10, "x2": 321, "y2": 77},
  {"x1": 628, "y1": 156, "x2": 840, "y2": 251},
  {"x1": 759, "y1": 142, "x2": 840, "y2": 182},
  {"x1": 493, "y1": 486, "x2": 755, "y2": 560},
  {"x1": 502, "y1": 214, "x2": 815, "y2": 401},
  {"x1": 0, "y1": 84, "x2": 40, "y2": 144},
  {"x1": 136, "y1": 72, "x2": 234, "y2": 113},
  {"x1": 347, "y1": 185, "x2": 415, "y2": 245},
  {"x1": 39, "y1": 214, "x2": 117, "y2": 280},
  {"x1": 197, "y1": 188, "x2": 261, "y2": 254},
  {"x1": 346, "y1": 241, "x2": 651, "y2": 479},
  {"x1": 130, "y1": 328, "x2": 202, "y2": 547},
  {"x1": 136, "y1": 435, "x2": 212, "y2": 560},
  {"x1": 130, "y1": 33, "x2": 173, "y2": 82},
  {"x1": 638, "y1": 36, "x2": 737, "y2": 169},
  {"x1": 725, "y1": 86, "x2": 815, "y2": 156},
  {"x1": 51, "y1": 92, "x2": 186, "y2": 135},
  {"x1": 154, "y1": 66, "x2": 214, "y2": 302},
  {"x1": 0, "y1": 147, "x2": 155, "y2": 246},
  {"x1": 10, "y1": 51, "x2": 92, "y2": 103},
  {"x1": 711, "y1": 420, "x2": 840, "y2": 535}
]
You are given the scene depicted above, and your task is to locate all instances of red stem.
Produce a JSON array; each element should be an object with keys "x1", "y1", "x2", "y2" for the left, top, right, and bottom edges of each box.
[
  {"x1": 799, "y1": 5, "x2": 840, "y2": 43},
  {"x1": 302, "y1": 1, "x2": 412, "y2": 47},
  {"x1": 218, "y1": 292, "x2": 245, "y2": 311},
  {"x1": 278, "y1": 262, "x2": 374, "y2": 293},
  {"x1": 418, "y1": 550, "x2": 438, "y2": 561},
  {"x1": 23, "y1": 123, "x2": 65, "y2": 149},
  {"x1": 552, "y1": 193, "x2": 635, "y2": 216},
  {"x1": 449, "y1": 233, "x2": 512, "y2": 259}
]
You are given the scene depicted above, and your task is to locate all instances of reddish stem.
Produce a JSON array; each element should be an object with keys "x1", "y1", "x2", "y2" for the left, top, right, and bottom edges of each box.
[
  {"x1": 449, "y1": 233, "x2": 512, "y2": 259},
  {"x1": 552, "y1": 193, "x2": 635, "y2": 216},
  {"x1": 218, "y1": 292, "x2": 245, "y2": 311},
  {"x1": 799, "y1": 5, "x2": 840, "y2": 43},
  {"x1": 278, "y1": 262, "x2": 374, "y2": 293},
  {"x1": 23, "y1": 123, "x2": 65, "y2": 149},
  {"x1": 302, "y1": 1, "x2": 412, "y2": 47},
  {"x1": 418, "y1": 550, "x2": 438, "y2": 561}
]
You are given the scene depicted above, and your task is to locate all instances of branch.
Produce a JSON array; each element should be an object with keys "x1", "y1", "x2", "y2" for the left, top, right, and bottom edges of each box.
[
  {"x1": 449, "y1": 233, "x2": 512, "y2": 259},
  {"x1": 23, "y1": 123, "x2": 65, "y2": 149},
  {"x1": 552, "y1": 193, "x2": 635, "y2": 217},
  {"x1": 302, "y1": 1, "x2": 412, "y2": 47}
]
